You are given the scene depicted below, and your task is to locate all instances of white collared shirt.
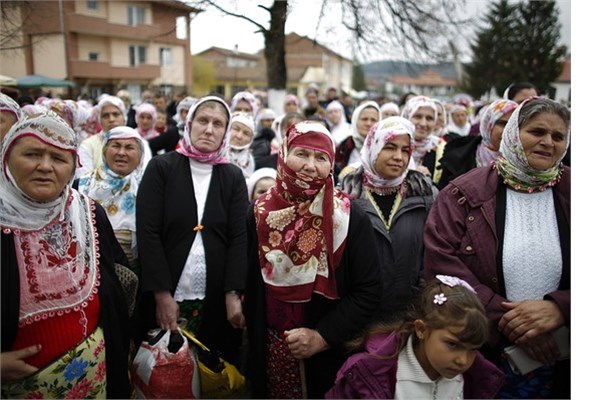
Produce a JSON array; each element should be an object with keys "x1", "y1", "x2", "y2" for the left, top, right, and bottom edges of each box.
[{"x1": 395, "y1": 335, "x2": 464, "y2": 400}]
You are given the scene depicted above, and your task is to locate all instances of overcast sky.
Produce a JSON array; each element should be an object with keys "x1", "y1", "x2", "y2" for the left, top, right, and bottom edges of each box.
[{"x1": 189, "y1": 0, "x2": 571, "y2": 62}]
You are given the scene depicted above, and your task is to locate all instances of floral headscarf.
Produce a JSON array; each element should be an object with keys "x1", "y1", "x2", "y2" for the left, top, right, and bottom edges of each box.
[
  {"x1": 401, "y1": 95, "x2": 439, "y2": 165},
  {"x1": 177, "y1": 96, "x2": 231, "y2": 165},
  {"x1": 78, "y1": 126, "x2": 145, "y2": 230},
  {"x1": 254, "y1": 121, "x2": 351, "y2": 302},
  {"x1": 96, "y1": 95, "x2": 126, "y2": 132},
  {"x1": 0, "y1": 111, "x2": 99, "y2": 326},
  {"x1": 495, "y1": 97, "x2": 570, "y2": 192},
  {"x1": 1, "y1": 93, "x2": 23, "y2": 123},
  {"x1": 1, "y1": 111, "x2": 81, "y2": 231},
  {"x1": 360, "y1": 116, "x2": 414, "y2": 194},
  {"x1": 350, "y1": 101, "x2": 381, "y2": 151},
  {"x1": 476, "y1": 99, "x2": 518, "y2": 167}
]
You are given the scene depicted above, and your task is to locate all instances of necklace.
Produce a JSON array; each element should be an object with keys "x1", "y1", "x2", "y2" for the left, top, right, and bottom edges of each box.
[{"x1": 364, "y1": 189, "x2": 403, "y2": 231}]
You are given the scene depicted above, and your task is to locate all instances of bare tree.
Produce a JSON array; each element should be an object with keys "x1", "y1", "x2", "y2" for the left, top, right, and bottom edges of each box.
[{"x1": 191, "y1": 0, "x2": 472, "y2": 91}]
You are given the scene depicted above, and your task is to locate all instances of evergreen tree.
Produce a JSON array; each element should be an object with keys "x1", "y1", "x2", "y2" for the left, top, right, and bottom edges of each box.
[
  {"x1": 463, "y1": 0, "x2": 520, "y2": 98},
  {"x1": 352, "y1": 63, "x2": 367, "y2": 91},
  {"x1": 515, "y1": 0, "x2": 566, "y2": 95},
  {"x1": 464, "y1": 0, "x2": 566, "y2": 98}
]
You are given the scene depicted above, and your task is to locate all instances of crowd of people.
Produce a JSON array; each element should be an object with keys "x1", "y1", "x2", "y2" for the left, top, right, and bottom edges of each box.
[{"x1": 0, "y1": 82, "x2": 570, "y2": 399}]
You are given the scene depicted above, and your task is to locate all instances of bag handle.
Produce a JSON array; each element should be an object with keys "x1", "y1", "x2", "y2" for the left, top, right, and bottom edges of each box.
[{"x1": 146, "y1": 329, "x2": 185, "y2": 354}]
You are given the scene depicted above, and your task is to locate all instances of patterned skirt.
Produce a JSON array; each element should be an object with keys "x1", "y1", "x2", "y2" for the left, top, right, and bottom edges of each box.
[
  {"x1": 1, "y1": 326, "x2": 107, "y2": 399},
  {"x1": 265, "y1": 328, "x2": 305, "y2": 399}
]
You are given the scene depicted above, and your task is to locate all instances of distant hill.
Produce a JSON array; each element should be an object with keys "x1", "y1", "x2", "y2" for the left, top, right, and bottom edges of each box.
[{"x1": 362, "y1": 60, "x2": 459, "y2": 81}]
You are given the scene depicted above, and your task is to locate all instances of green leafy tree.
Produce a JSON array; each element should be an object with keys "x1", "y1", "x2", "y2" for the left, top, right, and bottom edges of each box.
[{"x1": 464, "y1": 0, "x2": 566, "y2": 98}]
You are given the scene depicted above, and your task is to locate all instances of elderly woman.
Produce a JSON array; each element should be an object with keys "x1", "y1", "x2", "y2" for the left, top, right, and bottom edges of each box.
[
  {"x1": 423, "y1": 97, "x2": 570, "y2": 398},
  {"x1": 335, "y1": 100, "x2": 381, "y2": 172},
  {"x1": 400, "y1": 95, "x2": 440, "y2": 178},
  {"x1": 339, "y1": 116, "x2": 436, "y2": 322},
  {"x1": 226, "y1": 111, "x2": 256, "y2": 178},
  {"x1": 78, "y1": 126, "x2": 146, "y2": 275},
  {"x1": 0, "y1": 112, "x2": 130, "y2": 398},
  {"x1": 437, "y1": 99, "x2": 518, "y2": 190},
  {"x1": 78, "y1": 95, "x2": 151, "y2": 177},
  {"x1": 135, "y1": 96, "x2": 248, "y2": 365},
  {"x1": 244, "y1": 121, "x2": 382, "y2": 398},
  {"x1": 1, "y1": 93, "x2": 22, "y2": 141}
]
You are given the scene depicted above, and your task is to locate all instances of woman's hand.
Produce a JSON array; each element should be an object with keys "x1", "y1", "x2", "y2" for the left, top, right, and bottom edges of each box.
[
  {"x1": 520, "y1": 333, "x2": 561, "y2": 366},
  {"x1": 499, "y1": 300, "x2": 565, "y2": 345},
  {"x1": 154, "y1": 291, "x2": 179, "y2": 331},
  {"x1": 284, "y1": 328, "x2": 329, "y2": 359},
  {"x1": 0, "y1": 345, "x2": 41, "y2": 383},
  {"x1": 225, "y1": 292, "x2": 245, "y2": 329}
]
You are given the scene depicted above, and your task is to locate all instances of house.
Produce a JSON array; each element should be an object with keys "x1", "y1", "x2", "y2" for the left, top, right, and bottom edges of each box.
[
  {"x1": 552, "y1": 58, "x2": 571, "y2": 106},
  {"x1": 0, "y1": 0, "x2": 198, "y2": 102},
  {"x1": 192, "y1": 32, "x2": 353, "y2": 101}
]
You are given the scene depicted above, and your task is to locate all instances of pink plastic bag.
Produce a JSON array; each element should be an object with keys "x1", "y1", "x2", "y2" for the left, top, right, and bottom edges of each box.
[{"x1": 132, "y1": 328, "x2": 200, "y2": 399}]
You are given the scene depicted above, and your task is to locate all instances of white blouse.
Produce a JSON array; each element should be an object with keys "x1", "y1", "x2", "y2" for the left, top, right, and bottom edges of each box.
[
  {"x1": 503, "y1": 189, "x2": 562, "y2": 301},
  {"x1": 173, "y1": 160, "x2": 212, "y2": 302}
]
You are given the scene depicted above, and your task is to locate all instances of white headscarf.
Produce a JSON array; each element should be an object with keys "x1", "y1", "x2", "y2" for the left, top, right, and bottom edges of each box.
[{"x1": 350, "y1": 101, "x2": 381, "y2": 151}]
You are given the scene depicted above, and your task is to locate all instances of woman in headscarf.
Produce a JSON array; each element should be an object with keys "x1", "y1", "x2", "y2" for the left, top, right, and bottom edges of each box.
[
  {"x1": 445, "y1": 103, "x2": 472, "y2": 141},
  {"x1": 78, "y1": 126, "x2": 146, "y2": 275},
  {"x1": 0, "y1": 93, "x2": 23, "y2": 141},
  {"x1": 226, "y1": 111, "x2": 256, "y2": 178},
  {"x1": 244, "y1": 121, "x2": 382, "y2": 398},
  {"x1": 437, "y1": 99, "x2": 518, "y2": 190},
  {"x1": 135, "y1": 96, "x2": 248, "y2": 365},
  {"x1": 340, "y1": 116, "x2": 436, "y2": 322},
  {"x1": 335, "y1": 100, "x2": 380, "y2": 173},
  {"x1": 1, "y1": 112, "x2": 130, "y2": 398},
  {"x1": 246, "y1": 167, "x2": 276, "y2": 202},
  {"x1": 424, "y1": 97, "x2": 571, "y2": 398},
  {"x1": 326, "y1": 100, "x2": 351, "y2": 146},
  {"x1": 134, "y1": 103, "x2": 159, "y2": 140},
  {"x1": 400, "y1": 95, "x2": 440, "y2": 178},
  {"x1": 231, "y1": 91, "x2": 259, "y2": 119}
]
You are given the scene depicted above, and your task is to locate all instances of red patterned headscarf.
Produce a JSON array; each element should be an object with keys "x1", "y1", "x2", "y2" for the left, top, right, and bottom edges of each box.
[{"x1": 254, "y1": 121, "x2": 351, "y2": 302}]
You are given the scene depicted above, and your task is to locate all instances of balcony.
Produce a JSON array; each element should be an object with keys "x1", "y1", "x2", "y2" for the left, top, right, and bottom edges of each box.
[
  {"x1": 67, "y1": 14, "x2": 161, "y2": 41},
  {"x1": 70, "y1": 60, "x2": 160, "y2": 80}
]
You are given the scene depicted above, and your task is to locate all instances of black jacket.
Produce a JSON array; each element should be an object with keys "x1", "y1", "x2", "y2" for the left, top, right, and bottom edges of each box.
[{"x1": 135, "y1": 152, "x2": 249, "y2": 363}]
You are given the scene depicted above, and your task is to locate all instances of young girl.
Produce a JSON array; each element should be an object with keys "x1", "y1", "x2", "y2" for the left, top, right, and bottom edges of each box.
[{"x1": 326, "y1": 276, "x2": 506, "y2": 399}]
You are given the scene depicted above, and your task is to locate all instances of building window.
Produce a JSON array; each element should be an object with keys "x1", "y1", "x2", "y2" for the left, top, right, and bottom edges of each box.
[
  {"x1": 129, "y1": 45, "x2": 146, "y2": 66},
  {"x1": 176, "y1": 16, "x2": 187, "y2": 40},
  {"x1": 159, "y1": 48, "x2": 172, "y2": 67},
  {"x1": 127, "y1": 5, "x2": 145, "y2": 26},
  {"x1": 87, "y1": 1, "x2": 98, "y2": 10},
  {"x1": 89, "y1": 52, "x2": 99, "y2": 61}
]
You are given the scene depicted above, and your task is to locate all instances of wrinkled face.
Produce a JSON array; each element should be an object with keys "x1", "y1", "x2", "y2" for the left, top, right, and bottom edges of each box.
[
  {"x1": 1, "y1": 111, "x2": 17, "y2": 141},
  {"x1": 519, "y1": 112, "x2": 568, "y2": 170},
  {"x1": 138, "y1": 112, "x2": 154, "y2": 131},
  {"x1": 100, "y1": 105, "x2": 125, "y2": 132},
  {"x1": 410, "y1": 106, "x2": 436, "y2": 140},
  {"x1": 489, "y1": 110, "x2": 514, "y2": 151},
  {"x1": 229, "y1": 122, "x2": 253, "y2": 147},
  {"x1": 513, "y1": 88, "x2": 538, "y2": 104},
  {"x1": 451, "y1": 110, "x2": 469, "y2": 128},
  {"x1": 286, "y1": 145, "x2": 331, "y2": 180},
  {"x1": 190, "y1": 104, "x2": 228, "y2": 153},
  {"x1": 233, "y1": 99, "x2": 253, "y2": 115},
  {"x1": 414, "y1": 321, "x2": 479, "y2": 380},
  {"x1": 374, "y1": 135, "x2": 411, "y2": 180},
  {"x1": 7, "y1": 136, "x2": 75, "y2": 202},
  {"x1": 252, "y1": 177, "x2": 275, "y2": 201},
  {"x1": 327, "y1": 108, "x2": 342, "y2": 125},
  {"x1": 357, "y1": 107, "x2": 379, "y2": 138},
  {"x1": 105, "y1": 138, "x2": 141, "y2": 176}
]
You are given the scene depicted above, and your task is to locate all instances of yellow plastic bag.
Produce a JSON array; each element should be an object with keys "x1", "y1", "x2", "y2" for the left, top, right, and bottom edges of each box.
[{"x1": 181, "y1": 329, "x2": 246, "y2": 398}]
